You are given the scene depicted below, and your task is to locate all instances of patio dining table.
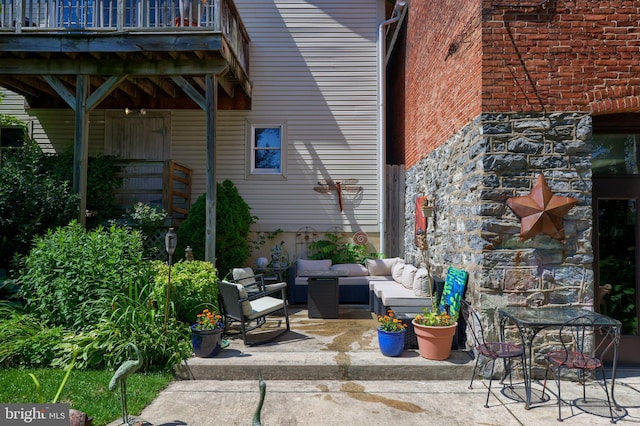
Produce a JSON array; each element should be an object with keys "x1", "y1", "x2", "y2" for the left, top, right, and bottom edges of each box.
[{"x1": 498, "y1": 306, "x2": 621, "y2": 410}]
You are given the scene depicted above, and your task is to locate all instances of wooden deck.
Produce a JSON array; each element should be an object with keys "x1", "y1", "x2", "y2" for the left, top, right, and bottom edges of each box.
[{"x1": 0, "y1": 0, "x2": 251, "y2": 109}]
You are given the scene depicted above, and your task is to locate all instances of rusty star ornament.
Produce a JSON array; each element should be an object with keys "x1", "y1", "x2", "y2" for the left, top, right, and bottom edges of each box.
[{"x1": 506, "y1": 174, "x2": 578, "y2": 241}]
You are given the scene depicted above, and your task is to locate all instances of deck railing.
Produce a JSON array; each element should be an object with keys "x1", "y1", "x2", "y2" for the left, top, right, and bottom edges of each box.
[{"x1": 0, "y1": 0, "x2": 249, "y2": 70}]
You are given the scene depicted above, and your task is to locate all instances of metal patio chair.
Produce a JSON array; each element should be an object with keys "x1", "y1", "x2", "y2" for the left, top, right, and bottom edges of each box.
[
  {"x1": 462, "y1": 300, "x2": 526, "y2": 408},
  {"x1": 542, "y1": 313, "x2": 620, "y2": 423}
]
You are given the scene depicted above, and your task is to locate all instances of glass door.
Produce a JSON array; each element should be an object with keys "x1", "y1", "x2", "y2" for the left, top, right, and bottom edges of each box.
[{"x1": 593, "y1": 131, "x2": 640, "y2": 364}]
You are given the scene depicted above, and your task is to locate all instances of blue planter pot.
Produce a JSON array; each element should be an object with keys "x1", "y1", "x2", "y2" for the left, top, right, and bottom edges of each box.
[
  {"x1": 190, "y1": 325, "x2": 224, "y2": 357},
  {"x1": 377, "y1": 327, "x2": 406, "y2": 357}
]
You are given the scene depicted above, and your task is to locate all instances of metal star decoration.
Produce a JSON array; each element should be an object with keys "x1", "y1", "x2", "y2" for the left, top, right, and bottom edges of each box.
[{"x1": 506, "y1": 174, "x2": 578, "y2": 241}]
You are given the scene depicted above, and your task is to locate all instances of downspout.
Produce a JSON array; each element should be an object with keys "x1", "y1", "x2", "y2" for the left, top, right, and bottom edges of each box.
[{"x1": 378, "y1": 0, "x2": 407, "y2": 255}]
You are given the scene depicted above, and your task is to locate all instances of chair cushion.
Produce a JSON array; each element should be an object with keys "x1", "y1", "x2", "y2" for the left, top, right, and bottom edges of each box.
[
  {"x1": 330, "y1": 263, "x2": 369, "y2": 276},
  {"x1": 246, "y1": 296, "x2": 286, "y2": 320},
  {"x1": 233, "y1": 267, "x2": 257, "y2": 286},
  {"x1": 365, "y1": 258, "x2": 400, "y2": 276},
  {"x1": 297, "y1": 259, "x2": 332, "y2": 276},
  {"x1": 230, "y1": 282, "x2": 252, "y2": 316}
]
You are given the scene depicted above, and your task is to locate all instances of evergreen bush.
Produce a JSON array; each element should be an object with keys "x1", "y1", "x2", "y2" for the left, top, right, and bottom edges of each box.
[{"x1": 176, "y1": 180, "x2": 254, "y2": 275}]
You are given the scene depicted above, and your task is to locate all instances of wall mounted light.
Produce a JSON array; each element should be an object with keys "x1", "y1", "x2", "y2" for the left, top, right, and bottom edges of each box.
[{"x1": 124, "y1": 108, "x2": 147, "y2": 115}]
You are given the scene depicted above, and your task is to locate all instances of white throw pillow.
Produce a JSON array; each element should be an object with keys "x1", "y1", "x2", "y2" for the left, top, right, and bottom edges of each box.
[
  {"x1": 365, "y1": 258, "x2": 400, "y2": 276},
  {"x1": 330, "y1": 263, "x2": 369, "y2": 276},
  {"x1": 391, "y1": 261, "x2": 406, "y2": 283},
  {"x1": 401, "y1": 264, "x2": 418, "y2": 289},
  {"x1": 297, "y1": 259, "x2": 332, "y2": 276},
  {"x1": 413, "y1": 268, "x2": 431, "y2": 297}
]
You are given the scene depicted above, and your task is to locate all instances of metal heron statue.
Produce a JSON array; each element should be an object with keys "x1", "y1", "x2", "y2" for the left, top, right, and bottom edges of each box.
[
  {"x1": 252, "y1": 369, "x2": 266, "y2": 426},
  {"x1": 109, "y1": 343, "x2": 142, "y2": 426}
]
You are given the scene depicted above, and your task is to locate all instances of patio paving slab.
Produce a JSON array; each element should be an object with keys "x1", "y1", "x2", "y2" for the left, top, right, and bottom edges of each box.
[{"x1": 108, "y1": 305, "x2": 640, "y2": 425}]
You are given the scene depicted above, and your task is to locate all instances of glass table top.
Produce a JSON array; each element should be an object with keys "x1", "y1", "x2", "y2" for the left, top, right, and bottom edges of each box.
[{"x1": 499, "y1": 306, "x2": 621, "y2": 327}]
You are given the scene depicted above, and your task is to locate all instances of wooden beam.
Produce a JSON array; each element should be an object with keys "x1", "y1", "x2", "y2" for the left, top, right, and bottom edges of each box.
[
  {"x1": 43, "y1": 75, "x2": 76, "y2": 111},
  {"x1": 148, "y1": 76, "x2": 177, "y2": 97},
  {"x1": 0, "y1": 33, "x2": 224, "y2": 53},
  {"x1": 86, "y1": 75, "x2": 127, "y2": 110},
  {"x1": 0, "y1": 77, "x2": 43, "y2": 97},
  {"x1": 127, "y1": 76, "x2": 156, "y2": 97},
  {"x1": 205, "y1": 73, "x2": 217, "y2": 264},
  {"x1": 171, "y1": 76, "x2": 205, "y2": 110},
  {"x1": 216, "y1": 71, "x2": 235, "y2": 98},
  {"x1": 0, "y1": 58, "x2": 227, "y2": 75}
]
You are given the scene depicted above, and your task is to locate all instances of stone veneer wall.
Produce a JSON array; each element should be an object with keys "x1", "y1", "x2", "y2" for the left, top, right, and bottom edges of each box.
[{"x1": 405, "y1": 112, "x2": 593, "y2": 373}]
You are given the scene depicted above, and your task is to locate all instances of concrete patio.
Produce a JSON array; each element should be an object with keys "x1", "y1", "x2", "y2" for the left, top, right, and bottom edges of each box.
[{"x1": 109, "y1": 305, "x2": 640, "y2": 426}]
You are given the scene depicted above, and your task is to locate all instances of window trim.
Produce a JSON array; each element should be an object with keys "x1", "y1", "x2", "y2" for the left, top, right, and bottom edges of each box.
[{"x1": 246, "y1": 120, "x2": 287, "y2": 180}]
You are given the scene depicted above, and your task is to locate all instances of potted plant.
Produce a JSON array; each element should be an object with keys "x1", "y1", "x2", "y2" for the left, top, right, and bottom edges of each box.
[
  {"x1": 412, "y1": 306, "x2": 457, "y2": 360},
  {"x1": 377, "y1": 309, "x2": 407, "y2": 357},
  {"x1": 190, "y1": 308, "x2": 225, "y2": 357}
]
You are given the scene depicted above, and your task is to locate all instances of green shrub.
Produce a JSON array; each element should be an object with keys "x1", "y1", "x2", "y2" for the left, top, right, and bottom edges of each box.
[
  {"x1": 151, "y1": 260, "x2": 220, "y2": 324},
  {"x1": 18, "y1": 221, "x2": 149, "y2": 331},
  {"x1": 53, "y1": 297, "x2": 191, "y2": 372},
  {"x1": 0, "y1": 307, "x2": 64, "y2": 368},
  {"x1": 0, "y1": 145, "x2": 79, "y2": 268},
  {"x1": 40, "y1": 150, "x2": 123, "y2": 226},
  {"x1": 176, "y1": 180, "x2": 254, "y2": 275},
  {"x1": 308, "y1": 232, "x2": 378, "y2": 264},
  {"x1": 111, "y1": 202, "x2": 169, "y2": 260}
]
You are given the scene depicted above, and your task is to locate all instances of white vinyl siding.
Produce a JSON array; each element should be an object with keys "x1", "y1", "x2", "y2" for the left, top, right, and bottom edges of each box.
[{"x1": 221, "y1": 0, "x2": 382, "y2": 233}]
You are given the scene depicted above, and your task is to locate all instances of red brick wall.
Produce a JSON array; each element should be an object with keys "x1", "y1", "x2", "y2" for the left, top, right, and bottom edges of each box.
[
  {"x1": 399, "y1": 0, "x2": 640, "y2": 169},
  {"x1": 402, "y1": 0, "x2": 483, "y2": 168},
  {"x1": 482, "y1": 0, "x2": 640, "y2": 114}
]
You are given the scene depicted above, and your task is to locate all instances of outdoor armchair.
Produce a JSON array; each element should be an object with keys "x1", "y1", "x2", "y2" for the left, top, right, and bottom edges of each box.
[{"x1": 219, "y1": 275, "x2": 290, "y2": 346}]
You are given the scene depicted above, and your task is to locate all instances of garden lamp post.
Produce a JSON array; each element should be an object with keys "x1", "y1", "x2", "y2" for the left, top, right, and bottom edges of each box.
[{"x1": 164, "y1": 227, "x2": 177, "y2": 333}]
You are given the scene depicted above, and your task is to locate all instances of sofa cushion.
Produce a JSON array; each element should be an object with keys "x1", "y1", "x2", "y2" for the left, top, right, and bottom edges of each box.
[
  {"x1": 297, "y1": 259, "x2": 332, "y2": 276},
  {"x1": 371, "y1": 281, "x2": 400, "y2": 297},
  {"x1": 401, "y1": 264, "x2": 418, "y2": 289},
  {"x1": 330, "y1": 263, "x2": 369, "y2": 277},
  {"x1": 379, "y1": 285, "x2": 430, "y2": 307},
  {"x1": 413, "y1": 268, "x2": 431, "y2": 297},
  {"x1": 391, "y1": 261, "x2": 406, "y2": 283},
  {"x1": 365, "y1": 257, "x2": 400, "y2": 276}
]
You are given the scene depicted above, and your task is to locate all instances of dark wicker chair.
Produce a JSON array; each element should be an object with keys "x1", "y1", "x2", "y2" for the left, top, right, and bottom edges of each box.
[
  {"x1": 542, "y1": 313, "x2": 620, "y2": 423},
  {"x1": 219, "y1": 272, "x2": 289, "y2": 346},
  {"x1": 462, "y1": 300, "x2": 525, "y2": 408}
]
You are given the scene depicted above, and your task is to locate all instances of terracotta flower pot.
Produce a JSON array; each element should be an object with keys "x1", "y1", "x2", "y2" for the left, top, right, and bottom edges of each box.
[{"x1": 411, "y1": 320, "x2": 457, "y2": 360}]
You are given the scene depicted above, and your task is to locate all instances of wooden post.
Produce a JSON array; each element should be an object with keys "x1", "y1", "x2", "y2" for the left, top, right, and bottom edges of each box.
[
  {"x1": 74, "y1": 75, "x2": 89, "y2": 226},
  {"x1": 205, "y1": 74, "x2": 217, "y2": 265}
]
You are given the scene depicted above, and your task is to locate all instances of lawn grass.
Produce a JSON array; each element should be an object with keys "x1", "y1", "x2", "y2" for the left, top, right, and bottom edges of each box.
[{"x1": 0, "y1": 368, "x2": 173, "y2": 426}]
